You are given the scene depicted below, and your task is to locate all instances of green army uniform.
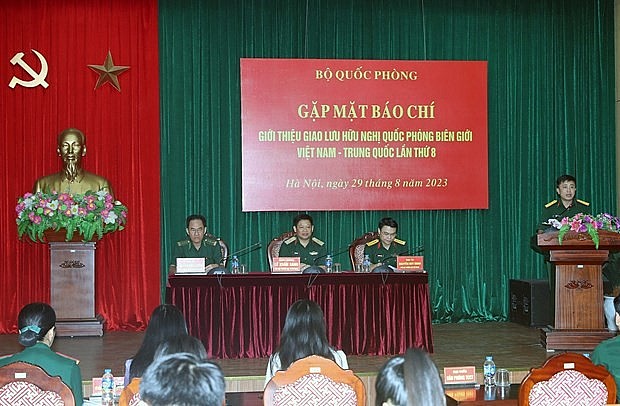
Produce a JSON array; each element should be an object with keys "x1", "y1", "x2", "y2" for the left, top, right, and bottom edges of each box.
[
  {"x1": 278, "y1": 236, "x2": 327, "y2": 266},
  {"x1": 536, "y1": 198, "x2": 591, "y2": 232},
  {"x1": 0, "y1": 342, "x2": 83, "y2": 405},
  {"x1": 173, "y1": 237, "x2": 222, "y2": 266},
  {"x1": 364, "y1": 238, "x2": 408, "y2": 267}
]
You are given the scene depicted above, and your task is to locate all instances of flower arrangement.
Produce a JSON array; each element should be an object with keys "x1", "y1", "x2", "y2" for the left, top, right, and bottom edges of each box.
[
  {"x1": 549, "y1": 212, "x2": 620, "y2": 249},
  {"x1": 16, "y1": 190, "x2": 128, "y2": 242}
]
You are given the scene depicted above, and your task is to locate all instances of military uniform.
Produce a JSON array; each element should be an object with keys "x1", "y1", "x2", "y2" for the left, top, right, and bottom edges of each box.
[
  {"x1": 536, "y1": 198, "x2": 591, "y2": 232},
  {"x1": 278, "y1": 236, "x2": 327, "y2": 266},
  {"x1": 0, "y1": 342, "x2": 83, "y2": 405},
  {"x1": 364, "y1": 238, "x2": 408, "y2": 267},
  {"x1": 173, "y1": 237, "x2": 222, "y2": 266}
]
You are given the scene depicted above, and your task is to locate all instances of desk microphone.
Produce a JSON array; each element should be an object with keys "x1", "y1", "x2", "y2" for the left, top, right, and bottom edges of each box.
[
  {"x1": 209, "y1": 242, "x2": 262, "y2": 275},
  {"x1": 303, "y1": 245, "x2": 350, "y2": 274},
  {"x1": 372, "y1": 245, "x2": 424, "y2": 273}
]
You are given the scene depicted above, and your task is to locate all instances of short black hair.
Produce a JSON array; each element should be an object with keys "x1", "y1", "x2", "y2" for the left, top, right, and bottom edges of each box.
[
  {"x1": 556, "y1": 174, "x2": 576, "y2": 187},
  {"x1": 293, "y1": 213, "x2": 313, "y2": 227},
  {"x1": 186, "y1": 214, "x2": 207, "y2": 229},
  {"x1": 140, "y1": 353, "x2": 225, "y2": 406},
  {"x1": 378, "y1": 217, "x2": 398, "y2": 231},
  {"x1": 17, "y1": 302, "x2": 56, "y2": 347}
]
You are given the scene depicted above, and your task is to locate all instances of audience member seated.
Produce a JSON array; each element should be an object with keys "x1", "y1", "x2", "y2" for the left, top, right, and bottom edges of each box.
[
  {"x1": 375, "y1": 348, "x2": 446, "y2": 406},
  {"x1": 592, "y1": 294, "x2": 620, "y2": 402},
  {"x1": 120, "y1": 335, "x2": 207, "y2": 406},
  {"x1": 139, "y1": 353, "x2": 225, "y2": 406},
  {"x1": 124, "y1": 304, "x2": 188, "y2": 386},
  {"x1": 0, "y1": 302, "x2": 83, "y2": 405},
  {"x1": 264, "y1": 299, "x2": 348, "y2": 387}
]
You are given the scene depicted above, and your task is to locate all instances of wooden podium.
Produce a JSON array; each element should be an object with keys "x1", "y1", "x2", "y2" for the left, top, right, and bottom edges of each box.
[
  {"x1": 537, "y1": 230, "x2": 619, "y2": 351},
  {"x1": 46, "y1": 231, "x2": 104, "y2": 337}
]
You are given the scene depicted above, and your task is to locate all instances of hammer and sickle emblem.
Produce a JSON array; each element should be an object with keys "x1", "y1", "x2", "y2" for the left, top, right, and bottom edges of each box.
[{"x1": 9, "y1": 49, "x2": 49, "y2": 89}]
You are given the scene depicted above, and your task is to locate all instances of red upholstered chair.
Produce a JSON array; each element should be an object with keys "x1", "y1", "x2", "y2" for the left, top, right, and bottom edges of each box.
[
  {"x1": 263, "y1": 355, "x2": 366, "y2": 406},
  {"x1": 267, "y1": 231, "x2": 295, "y2": 271},
  {"x1": 348, "y1": 231, "x2": 378, "y2": 270},
  {"x1": 0, "y1": 361, "x2": 75, "y2": 406},
  {"x1": 518, "y1": 352, "x2": 616, "y2": 406}
]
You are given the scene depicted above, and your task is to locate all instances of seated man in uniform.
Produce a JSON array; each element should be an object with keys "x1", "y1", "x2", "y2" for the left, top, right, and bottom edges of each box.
[
  {"x1": 278, "y1": 213, "x2": 327, "y2": 272},
  {"x1": 171, "y1": 214, "x2": 223, "y2": 274},
  {"x1": 592, "y1": 294, "x2": 620, "y2": 402},
  {"x1": 364, "y1": 217, "x2": 408, "y2": 272}
]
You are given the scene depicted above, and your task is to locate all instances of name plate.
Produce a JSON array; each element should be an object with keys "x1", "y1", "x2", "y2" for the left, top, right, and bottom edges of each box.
[
  {"x1": 443, "y1": 366, "x2": 477, "y2": 385},
  {"x1": 396, "y1": 255, "x2": 424, "y2": 271},
  {"x1": 176, "y1": 257, "x2": 206, "y2": 274},
  {"x1": 272, "y1": 257, "x2": 301, "y2": 274},
  {"x1": 91, "y1": 376, "x2": 124, "y2": 398}
]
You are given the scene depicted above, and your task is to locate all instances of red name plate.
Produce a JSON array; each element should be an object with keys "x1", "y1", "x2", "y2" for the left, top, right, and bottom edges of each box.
[
  {"x1": 396, "y1": 255, "x2": 424, "y2": 271},
  {"x1": 272, "y1": 257, "x2": 301, "y2": 274},
  {"x1": 443, "y1": 366, "x2": 477, "y2": 385}
]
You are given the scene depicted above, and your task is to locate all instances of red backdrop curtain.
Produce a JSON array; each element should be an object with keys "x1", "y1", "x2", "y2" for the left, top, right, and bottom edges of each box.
[{"x1": 0, "y1": 0, "x2": 160, "y2": 333}]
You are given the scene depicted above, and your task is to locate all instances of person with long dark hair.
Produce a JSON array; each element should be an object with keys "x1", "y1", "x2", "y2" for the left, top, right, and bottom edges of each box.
[
  {"x1": 375, "y1": 348, "x2": 446, "y2": 406},
  {"x1": 0, "y1": 303, "x2": 83, "y2": 405},
  {"x1": 264, "y1": 299, "x2": 348, "y2": 386},
  {"x1": 124, "y1": 304, "x2": 188, "y2": 385}
]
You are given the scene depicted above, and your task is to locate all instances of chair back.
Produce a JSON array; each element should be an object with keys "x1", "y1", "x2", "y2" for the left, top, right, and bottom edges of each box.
[
  {"x1": 0, "y1": 361, "x2": 75, "y2": 406},
  {"x1": 263, "y1": 355, "x2": 366, "y2": 406},
  {"x1": 207, "y1": 233, "x2": 229, "y2": 267},
  {"x1": 518, "y1": 352, "x2": 617, "y2": 406},
  {"x1": 267, "y1": 231, "x2": 295, "y2": 271},
  {"x1": 348, "y1": 231, "x2": 378, "y2": 270}
]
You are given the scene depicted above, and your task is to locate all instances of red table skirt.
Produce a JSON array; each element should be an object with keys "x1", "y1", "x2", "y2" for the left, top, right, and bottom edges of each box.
[{"x1": 168, "y1": 272, "x2": 433, "y2": 359}]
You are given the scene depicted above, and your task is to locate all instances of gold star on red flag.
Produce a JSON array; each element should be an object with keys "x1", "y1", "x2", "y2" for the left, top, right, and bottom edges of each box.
[{"x1": 88, "y1": 51, "x2": 130, "y2": 92}]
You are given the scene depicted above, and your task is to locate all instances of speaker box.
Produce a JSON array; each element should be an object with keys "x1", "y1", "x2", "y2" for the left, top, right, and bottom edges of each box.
[{"x1": 509, "y1": 279, "x2": 552, "y2": 327}]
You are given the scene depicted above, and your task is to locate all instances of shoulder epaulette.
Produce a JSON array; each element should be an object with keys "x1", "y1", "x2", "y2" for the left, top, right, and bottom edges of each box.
[
  {"x1": 576, "y1": 199, "x2": 590, "y2": 206},
  {"x1": 366, "y1": 238, "x2": 379, "y2": 247},
  {"x1": 284, "y1": 236, "x2": 297, "y2": 244},
  {"x1": 176, "y1": 239, "x2": 190, "y2": 247},
  {"x1": 57, "y1": 351, "x2": 80, "y2": 364},
  {"x1": 203, "y1": 237, "x2": 218, "y2": 246},
  {"x1": 312, "y1": 237, "x2": 324, "y2": 246},
  {"x1": 544, "y1": 199, "x2": 557, "y2": 208},
  {"x1": 394, "y1": 238, "x2": 406, "y2": 245}
]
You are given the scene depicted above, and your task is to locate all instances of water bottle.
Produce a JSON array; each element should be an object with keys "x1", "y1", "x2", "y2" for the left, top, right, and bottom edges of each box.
[
  {"x1": 101, "y1": 368, "x2": 115, "y2": 406},
  {"x1": 483, "y1": 355, "x2": 496, "y2": 387},
  {"x1": 231, "y1": 255, "x2": 240, "y2": 274},
  {"x1": 324, "y1": 254, "x2": 333, "y2": 273},
  {"x1": 362, "y1": 254, "x2": 371, "y2": 273}
]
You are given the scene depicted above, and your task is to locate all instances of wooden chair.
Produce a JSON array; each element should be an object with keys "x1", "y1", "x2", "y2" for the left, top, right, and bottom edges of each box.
[
  {"x1": 0, "y1": 361, "x2": 75, "y2": 406},
  {"x1": 518, "y1": 352, "x2": 617, "y2": 406},
  {"x1": 348, "y1": 231, "x2": 378, "y2": 270},
  {"x1": 263, "y1": 355, "x2": 366, "y2": 406},
  {"x1": 267, "y1": 231, "x2": 295, "y2": 271}
]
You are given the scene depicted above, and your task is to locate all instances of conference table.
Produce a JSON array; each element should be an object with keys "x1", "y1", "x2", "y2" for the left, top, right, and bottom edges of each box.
[{"x1": 168, "y1": 271, "x2": 433, "y2": 359}]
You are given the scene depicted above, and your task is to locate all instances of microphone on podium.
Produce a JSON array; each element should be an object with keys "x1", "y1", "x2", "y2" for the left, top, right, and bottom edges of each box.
[
  {"x1": 208, "y1": 242, "x2": 262, "y2": 275},
  {"x1": 372, "y1": 245, "x2": 424, "y2": 273}
]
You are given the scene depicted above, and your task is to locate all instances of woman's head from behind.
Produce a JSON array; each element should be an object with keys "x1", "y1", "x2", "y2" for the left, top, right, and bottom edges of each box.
[
  {"x1": 17, "y1": 302, "x2": 56, "y2": 347},
  {"x1": 375, "y1": 348, "x2": 446, "y2": 406},
  {"x1": 278, "y1": 299, "x2": 332, "y2": 369},
  {"x1": 130, "y1": 304, "x2": 188, "y2": 380}
]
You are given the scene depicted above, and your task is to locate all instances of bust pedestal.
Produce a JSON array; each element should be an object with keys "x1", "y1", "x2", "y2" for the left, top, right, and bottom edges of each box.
[{"x1": 46, "y1": 231, "x2": 104, "y2": 336}]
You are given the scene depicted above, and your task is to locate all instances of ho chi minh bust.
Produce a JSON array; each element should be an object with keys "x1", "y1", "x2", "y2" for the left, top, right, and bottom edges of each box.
[{"x1": 33, "y1": 128, "x2": 114, "y2": 196}]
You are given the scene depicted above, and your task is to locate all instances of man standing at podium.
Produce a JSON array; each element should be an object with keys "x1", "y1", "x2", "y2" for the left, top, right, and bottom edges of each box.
[
  {"x1": 33, "y1": 128, "x2": 114, "y2": 196},
  {"x1": 172, "y1": 214, "x2": 222, "y2": 273},
  {"x1": 535, "y1": 174, "x2": 590, "y2": 233}
]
